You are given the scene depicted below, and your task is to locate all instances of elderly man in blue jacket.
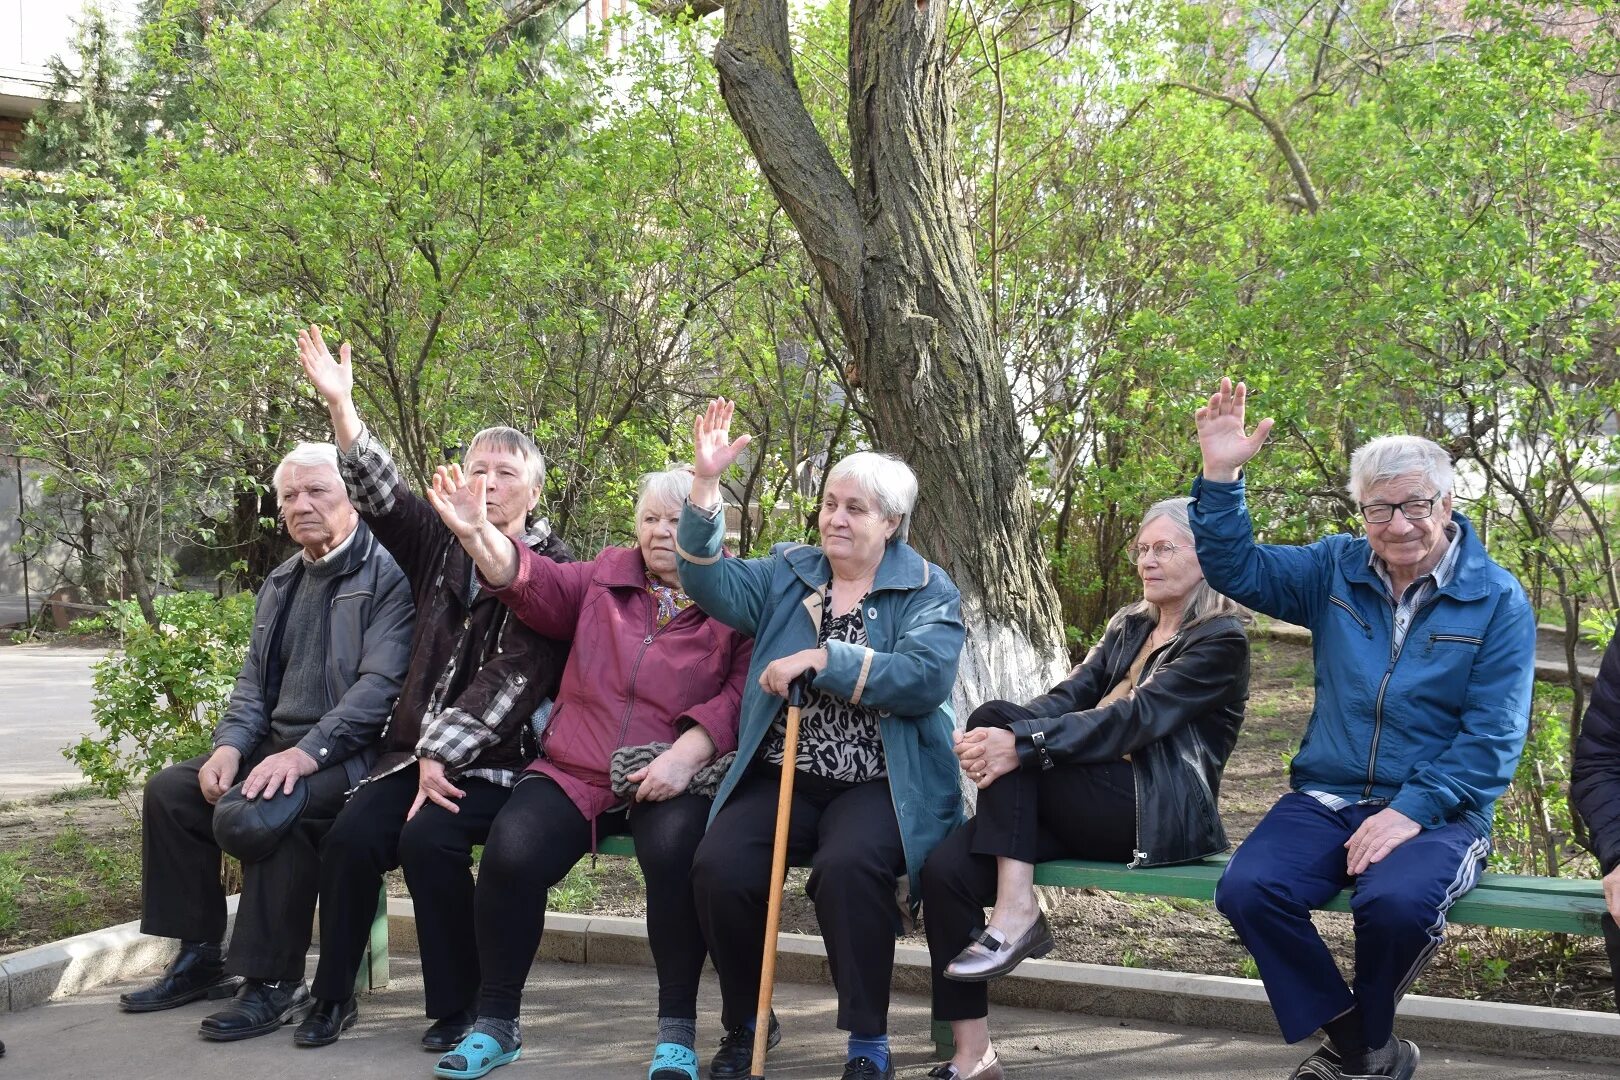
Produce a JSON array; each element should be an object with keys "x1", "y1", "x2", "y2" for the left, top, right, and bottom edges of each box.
[{"x1": 1189, "y1": 380, "x2": 1535, "y2": 1080}]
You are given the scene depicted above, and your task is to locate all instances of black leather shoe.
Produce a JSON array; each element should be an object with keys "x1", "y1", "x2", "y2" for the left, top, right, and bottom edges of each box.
[
  {"x1": 841, "y1": 1057, "x2": 895, "y2": 1080},
  {"x1": 197, "y1": 978, "x2": 313, "y2": 1042},
  {"x1": 293, "y1": 996, "x2": 358, "y2": 1047},
  {"x1": 422, "y1": 1011, "x2": 477, "y2": 1053},
  {"x1": 119, "y1": 942, "x2": 241, "y2": 1013},
  {"x1": 1291, "y1": 1041, "x2": 1344, "y2": 1079},
  {"x1": 708, "y1": 1011, "x2": 780, "y2": 1080},
  {"x1": 1340, "y1": 1038, "x2": 1419, "y2": 1080}
]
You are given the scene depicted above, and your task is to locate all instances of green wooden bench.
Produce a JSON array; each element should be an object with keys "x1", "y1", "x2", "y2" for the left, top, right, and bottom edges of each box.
[{"x1": 357, "y1": 840, "x2": 1607, "y2": 1058}]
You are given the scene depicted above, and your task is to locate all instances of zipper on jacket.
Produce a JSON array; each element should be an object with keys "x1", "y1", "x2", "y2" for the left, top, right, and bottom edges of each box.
[
  {"x1": 611, "y1": 596, "x2": 700, "y2": 754},
  {"x1": 1329, "y1": 595, "x2": 1373, "y2": 635},
  {"x1": 1429, "y1": 632, "x2": 1483, "y2": 647},
  {"x1": 1364, "y1": 592, "x2": 1443, "y2": 798}
]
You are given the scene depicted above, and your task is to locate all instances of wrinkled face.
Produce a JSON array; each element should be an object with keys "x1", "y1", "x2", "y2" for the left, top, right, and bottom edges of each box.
[
  {"x1": 636, "y1": 496, "x2": 682, "y2": 582},
  {"x1": 1361, "y1": 473, "x2": 1452, "y2": 577},
  {"x1": 818, "y1": 477, "x2": 900, "y2": 570},
  {"x1": 465, "y1": 445, "x2": 541, "y2": 534},
  {"x1": 278, "y1": 463, "x2": 357, "y2": 559},
  {"x1": 1134, "y1": 516, "x2": 1204, "y2": 610}
]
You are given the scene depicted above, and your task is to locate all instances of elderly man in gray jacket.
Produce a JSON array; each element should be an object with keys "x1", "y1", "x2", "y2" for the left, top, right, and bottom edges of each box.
[{"x1": 119, "y1": 442, "x2": 413, "y2": 1042}]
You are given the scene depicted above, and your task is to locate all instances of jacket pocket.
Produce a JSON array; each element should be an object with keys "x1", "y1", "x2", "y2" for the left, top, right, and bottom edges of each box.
[{"x1": 1327, "y1": 595, "x2": 1373, "y2": 638}]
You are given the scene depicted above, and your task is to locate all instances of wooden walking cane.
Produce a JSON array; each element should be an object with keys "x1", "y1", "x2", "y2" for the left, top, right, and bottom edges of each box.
[{"x1": 748, "y1": 671, "x2": 814, "y2": 1080}]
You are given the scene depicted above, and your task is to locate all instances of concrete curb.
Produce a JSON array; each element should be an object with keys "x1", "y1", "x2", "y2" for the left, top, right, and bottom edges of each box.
[
  {"x1": 10, "y1": 898, "x2": 1620, "y2": 1062},
  {"x1": 1, "y1": 897, "x2": 236, "y2": 1013},
  {"x1": 385, "y1": 898, "x2": 1620, "y2": 1063}
]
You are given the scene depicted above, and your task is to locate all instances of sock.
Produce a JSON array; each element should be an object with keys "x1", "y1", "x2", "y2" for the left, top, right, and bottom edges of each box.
[
  {"x1": 658, "y1": 1016, "x2": 697, "y2": 1050},
  {"x1": 742, "y1": 1015, "x2": 756, "y2": 1032},
  {"x1": 472, "y1": 1016, "x2": 521, "y2": 1053},
  {"x1": 847, "y1": 1032, "x2": 889, "y2": 1070},
  {"x1": 1344, "y1": 1036, "x2": 1397, "y2": 1076},
  {"x1": 1322, "y1": 1007, "x2": 1366, "y2": 1056}
]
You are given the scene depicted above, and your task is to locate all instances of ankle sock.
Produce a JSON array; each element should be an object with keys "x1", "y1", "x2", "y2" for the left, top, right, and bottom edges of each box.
[
  {"x1": 848, "y1": 1032, "x2": 889, "y2": 1070},
  {"x1": 472, "y1": 1016, "x2": 521, "y2": 1053},
  {"x1": 658, "y1": 1016, "x2": 697, "y2": 1049}
]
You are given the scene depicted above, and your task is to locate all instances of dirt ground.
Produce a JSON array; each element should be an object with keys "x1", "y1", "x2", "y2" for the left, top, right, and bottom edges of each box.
[{"x1": 3, "y1": 636, "x2": 1614, "y2": 1012}]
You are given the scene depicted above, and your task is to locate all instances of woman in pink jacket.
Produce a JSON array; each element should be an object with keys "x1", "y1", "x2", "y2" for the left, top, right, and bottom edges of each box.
[{"x1": 426, "y1": 466, "x2": 751, "y2": 1080}]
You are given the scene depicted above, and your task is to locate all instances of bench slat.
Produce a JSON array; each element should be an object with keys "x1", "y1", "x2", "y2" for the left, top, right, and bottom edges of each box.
[{"x1": 1031, "y1": 857, "x2": 1606, "y2": 936}]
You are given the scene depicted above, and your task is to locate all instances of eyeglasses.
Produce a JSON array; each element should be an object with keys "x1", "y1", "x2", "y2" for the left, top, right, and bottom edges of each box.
[
  {"x1": 1358, "y1": 493, "x2": 1441, "y2": 524},
  {"x1": 1126, "y1": 541, "x2": 1184, "y2": 564}
]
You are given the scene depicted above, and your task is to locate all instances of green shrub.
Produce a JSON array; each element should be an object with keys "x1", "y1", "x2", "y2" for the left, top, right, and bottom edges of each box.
[{"x1": 65, "y1": 591, "x2": 256, "y2": 806}]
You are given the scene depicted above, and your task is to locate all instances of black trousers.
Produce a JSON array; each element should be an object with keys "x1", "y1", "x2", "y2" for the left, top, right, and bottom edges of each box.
[
  {"x1": 920, "y1": 700, "x2": 1136, "y2": 1021},
  {"x1": 692, "y1": 763, "x2": 908, "y2": 1035},
  {"x1": 140, "y1": 738, "x2": 352, "y2": 981},
  {"x1": 475, "y1": 773, "x2": 712, "y2": 1022},
  {"x1": 1604, "y1": 914, "x2": 1620, "y2": 1008},
  {"x1": 310, "y1": 767, "x2": 510, "y2": 1016}
]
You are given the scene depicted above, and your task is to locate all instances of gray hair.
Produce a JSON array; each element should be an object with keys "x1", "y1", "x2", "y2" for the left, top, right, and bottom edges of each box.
[
  {"x1": 1127, "y1": 496, "x2": 1251, "y2": 631},
  {"x1": 467, "y1": 426, "x2": 546, "y2": 489},
  {"x1": 1348, "y1": 435, "x2": 1453, "y2": 503},
  {"x1": 825, "y1": 451, "x2": 918, "y2": 544},
  {"x1": 635, "y1": 465, "x2": 695, "y2": 519},
  {"x1": 272, "y1": 442, "x2": 341, "y2": 506}
]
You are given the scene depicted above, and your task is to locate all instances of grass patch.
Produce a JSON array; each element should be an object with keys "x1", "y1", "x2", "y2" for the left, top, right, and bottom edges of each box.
[
  {"x1": 0, "y1": 848, "x2": 27, "y2": 933},
  {"x1": 1249, "y1": 700, "x2": 1282, "y2": 719}
]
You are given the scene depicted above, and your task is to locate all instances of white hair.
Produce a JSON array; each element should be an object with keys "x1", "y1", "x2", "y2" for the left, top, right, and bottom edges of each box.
[
  {"x1": 272, "y1": 442, "x2": 341, "y2": 506},
  {"x1": 1347, "y1": 435, "x2": 1454, "y2": 503},
  {"x1": 1131, "y1": 497, "x2": 1251, "y2": 630},
  {"x1": 467, "y1": 426, "x2": 546, "y2": 489},
  {"x1": 635, "y1": 465, "x2": 695, "y2": 519},
  {"x1": 825, "y1": 451, "x2": 919, "y2": 544}
]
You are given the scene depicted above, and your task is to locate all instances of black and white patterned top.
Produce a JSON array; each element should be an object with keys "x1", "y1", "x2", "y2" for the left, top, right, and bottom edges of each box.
[{"x1": 764, "y1": 587, "x2": 887, "y2": 782}]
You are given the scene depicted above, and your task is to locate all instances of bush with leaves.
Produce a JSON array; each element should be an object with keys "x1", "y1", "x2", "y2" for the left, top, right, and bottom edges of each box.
[{"x1": 66, "y1": 591, "x2": 256, "y2": 806}]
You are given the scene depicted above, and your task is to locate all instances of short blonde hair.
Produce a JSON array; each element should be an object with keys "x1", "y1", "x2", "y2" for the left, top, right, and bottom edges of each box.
[{"x1": 467, "y1": 426, "x2": 546, "y2": 489}]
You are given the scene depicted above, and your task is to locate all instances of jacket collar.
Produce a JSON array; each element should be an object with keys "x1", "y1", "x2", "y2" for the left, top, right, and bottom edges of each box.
[
  {"x1": 782, "y1": 539, "x2": 931, "y2": 594},
  {"x1": 1342, "y1": 511, "x2": 1489, "y2": 602},
  {"x1": 594, "y1": 544, "x2": 656, "y2": 589},
  {"x1": 266, "y1": 519, "x2": 374, "y2": 584}
]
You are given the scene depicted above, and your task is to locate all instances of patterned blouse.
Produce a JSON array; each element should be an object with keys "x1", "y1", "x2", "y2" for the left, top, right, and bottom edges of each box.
[
  {"x1": 646, "y1": 570, "x2": 695, "y2": 627},
  {"x1": 764, "y1": 586, "x2": 887, "y2": 782}
]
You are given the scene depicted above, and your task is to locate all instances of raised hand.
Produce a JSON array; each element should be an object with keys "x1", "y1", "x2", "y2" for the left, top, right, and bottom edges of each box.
[
  {"x1": 1195, "y1": 377, "x2": 1275, "y2": 483},
  {"x1": 692, "y1": 398, "x2": 753, "y2": 480},
  {"x1": 296, "y1": 324, "x2": 353, "y2": 404},
  {"x1": 425, "y1": 463, "x2": 488, "y2": 541}
]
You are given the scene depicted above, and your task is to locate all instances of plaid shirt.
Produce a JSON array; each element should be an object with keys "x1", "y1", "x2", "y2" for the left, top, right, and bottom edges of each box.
[{"x1": 339, "y1": 424, "x2": 563, "y2": 789}]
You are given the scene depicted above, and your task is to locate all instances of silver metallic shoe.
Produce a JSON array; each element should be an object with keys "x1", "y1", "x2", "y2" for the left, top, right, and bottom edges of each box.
[{"x1": 942, "y1": 913, "x2": 1055, "y2": 982}]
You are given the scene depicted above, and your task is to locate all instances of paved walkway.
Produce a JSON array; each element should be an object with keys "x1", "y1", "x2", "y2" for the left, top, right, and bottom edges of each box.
[
  {"x1": 0, "y1": 644, "x2": 105, "y2": 800},
  {"x1": 0, "y1": 956, "x2": 1607, "y2": 1079}
]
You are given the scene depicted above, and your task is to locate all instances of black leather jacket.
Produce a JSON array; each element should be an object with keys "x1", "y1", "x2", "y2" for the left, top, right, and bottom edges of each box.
[{"x1": 1008, "y1": 610, "x2": 1250, "y2": 867}]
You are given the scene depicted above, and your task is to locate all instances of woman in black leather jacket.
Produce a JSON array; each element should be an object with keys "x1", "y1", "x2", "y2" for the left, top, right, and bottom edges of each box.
[{"x1": 919, "y1": 497, "x2": 1250, "y2": 1080}]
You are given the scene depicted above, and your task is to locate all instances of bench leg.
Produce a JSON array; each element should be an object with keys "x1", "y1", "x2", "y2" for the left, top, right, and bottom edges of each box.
[
  {"x1": 355, "y1": 883, "x2": 390, "y2": 994},
  {"x1": 931, "y1": 1016, "x2": 954, "y2": 1060}
]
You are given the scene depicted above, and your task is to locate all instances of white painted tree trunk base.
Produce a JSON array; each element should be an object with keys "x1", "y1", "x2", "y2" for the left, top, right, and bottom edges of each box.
[{"x1": 949, "y1": 594, "x2": 1071, "y2": 813}]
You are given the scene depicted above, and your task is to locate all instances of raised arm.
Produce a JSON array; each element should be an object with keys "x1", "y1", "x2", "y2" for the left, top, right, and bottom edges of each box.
[{"x1": 297, "y1": 324, "x2": 364, "y2": 453}]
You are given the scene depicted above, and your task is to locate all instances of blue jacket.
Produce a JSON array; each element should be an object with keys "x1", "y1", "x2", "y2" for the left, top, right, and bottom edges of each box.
[
  {"x1": 1188, "y1": 475, "x2": 1534, "y2": 838},
  {"x1": 676, "y1": 503, "x2": 967, "y2": 911}
]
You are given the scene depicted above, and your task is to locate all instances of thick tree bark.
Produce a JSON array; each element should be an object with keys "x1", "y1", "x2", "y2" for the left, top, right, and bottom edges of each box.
[{"x1": 713, "y1": 0, "x2": 1068, "y2": 703}]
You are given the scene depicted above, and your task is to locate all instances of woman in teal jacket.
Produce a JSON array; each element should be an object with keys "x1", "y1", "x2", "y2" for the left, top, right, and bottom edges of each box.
[{"x1": 676, "y1": 399, "x2": 966, "y2": 1080}]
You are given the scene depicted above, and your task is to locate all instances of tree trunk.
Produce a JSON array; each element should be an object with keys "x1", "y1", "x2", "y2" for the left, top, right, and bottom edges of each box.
[{"x1": 712, "y1": 0, "x2": 1068, "y2": 704}]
